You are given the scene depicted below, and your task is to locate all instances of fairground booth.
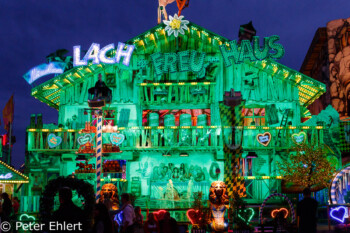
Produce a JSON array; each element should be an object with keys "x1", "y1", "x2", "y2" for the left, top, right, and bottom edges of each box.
[
  {"x1": 0, "y1": 160, "x2": 28, "y2": 200},
  {"x1": 22, "y1": 12, "x2": 344, "y2": 231}
]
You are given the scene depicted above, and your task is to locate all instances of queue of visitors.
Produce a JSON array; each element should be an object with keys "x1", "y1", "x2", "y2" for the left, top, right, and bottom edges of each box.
[{"x1": 107, "y1": 193, "x2": 179, "y2": 233}]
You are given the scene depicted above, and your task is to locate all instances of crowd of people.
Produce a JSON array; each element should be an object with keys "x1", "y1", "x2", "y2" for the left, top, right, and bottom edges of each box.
[
  {"x1": 0, "y1": 193, "x2": 20, "y2": 223},
  {"x1": 0, "y1": 187, "x2": 318, "y2": 233},
  {"x1": 52, "y1": 187, "x2": 180, "y2": 233}
]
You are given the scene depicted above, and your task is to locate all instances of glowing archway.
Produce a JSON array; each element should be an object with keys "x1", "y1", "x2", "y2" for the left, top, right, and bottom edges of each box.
[{"x1": 259, "y1": 193, "x2": 295, "y2": 224}]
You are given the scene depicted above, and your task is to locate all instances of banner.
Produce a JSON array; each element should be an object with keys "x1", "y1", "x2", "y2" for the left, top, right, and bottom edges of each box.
[
  {"x1": 23, "y1": 62, "x2": 66, "y2": 85},
  {"x1": 3, "y1": 95, "x2": 14, "y2": 131}
]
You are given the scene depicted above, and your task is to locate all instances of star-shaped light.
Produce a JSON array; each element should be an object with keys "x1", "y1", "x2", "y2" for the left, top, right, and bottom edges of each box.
[{"x1": 163, "y1": 14, "x2": 189, "y2": 37}]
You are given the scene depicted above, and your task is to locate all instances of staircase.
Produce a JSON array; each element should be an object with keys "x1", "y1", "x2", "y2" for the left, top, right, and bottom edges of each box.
[{"x1": 277, "y1": 109, "x2": 291, "y2": 139}]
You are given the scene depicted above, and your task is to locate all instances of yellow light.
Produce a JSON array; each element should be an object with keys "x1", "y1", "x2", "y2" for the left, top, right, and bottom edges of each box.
[
  {"x1": 153, "y1": 83, "x2": 160, "y2": 86},
  {"x1": 203, "y1": 82, "x2": 211, "y2": 85},
  {"x1": 165, "y1": 83, "x2": 172, "y2": 85},
  {"x1": 42, "y1": 129, "x2": 49, "y2": 132},
  {"x1": 178, "y1": 82, "x2": 185, "y2": 85},
  {"x1": 28, "y1": 129, "x2": 36, "y2": 132},
  {"x1": 272, "y1": 64, "x2": 278, "y2": 73},
  {"x1": 140, "y1": 83, "x2": 147, "y2": 86},
  {"x1": 191, "y1": 82, "x2": 198, "y2": 85}
]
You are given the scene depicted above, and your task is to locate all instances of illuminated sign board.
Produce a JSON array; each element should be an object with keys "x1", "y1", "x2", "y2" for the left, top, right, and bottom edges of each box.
[
  {"x1": 220, "y1": 35, "x2": 285, "y2": 66},
  {"x1": 256, "y1": 132, "x2": 272, "y2": 146},
  {"x1": 73, "y1": 42, "x2": 135, "y2": 67},
  {"x1": 23, "y1": 62, "x2": 66, "y2": 84},
  {"x1": 0, "y1": 173, "x2": 13, "y2": 179}
]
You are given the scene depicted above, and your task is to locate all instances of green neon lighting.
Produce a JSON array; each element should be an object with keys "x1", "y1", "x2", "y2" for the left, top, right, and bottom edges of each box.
[
  {"x1": 19, "y1": 213, "x2": 36, "y2": 222},
  {"x1": 253, "y1": 37, "x2": 269, "y2": 60},
  {"x1": 238, "y1": 208, "x2": 255, "y2": 223},
  {"x1": 220, "y1": 35, "x2": 285, "y2": 66}
]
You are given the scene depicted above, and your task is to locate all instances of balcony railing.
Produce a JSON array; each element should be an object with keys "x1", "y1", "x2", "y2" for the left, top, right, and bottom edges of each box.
[
  {"x1": 242, "y1": 176, "x2": 282, "y2": 203},
  {"x1": 26, "y1": 126, "x2": 223, "y2": 152},
  {"x1": 138, "y1": 82, "x2": 216, "y2": 105},
  {"x1": 26, "y1": 126, "x2": 326, "y2": 153},
  {"x1": 224, "y1": 125, "x2": 326, "y2": 150}
]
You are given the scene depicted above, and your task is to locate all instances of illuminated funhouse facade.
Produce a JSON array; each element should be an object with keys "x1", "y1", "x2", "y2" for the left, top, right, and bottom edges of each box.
[{"x1": 24, "y1": 21, "x2": 340, "y2": 216}]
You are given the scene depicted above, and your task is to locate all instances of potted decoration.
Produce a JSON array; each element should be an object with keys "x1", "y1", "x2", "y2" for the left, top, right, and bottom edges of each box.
[
  {"x1": 230, "y1": 192, "x2": 254, "y2": 233},
  {"x1": 187, "y1": 192, "x2": 210, "y2": 233}
]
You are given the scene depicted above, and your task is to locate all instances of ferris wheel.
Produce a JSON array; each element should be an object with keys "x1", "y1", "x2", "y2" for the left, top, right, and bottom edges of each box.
[{"x1": 330, "y1": 164, "x2": 350, "y2": 204}]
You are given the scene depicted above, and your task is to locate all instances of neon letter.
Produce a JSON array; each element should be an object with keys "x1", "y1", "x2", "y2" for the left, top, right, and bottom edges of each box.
[
  {"x1": 239, "y1": 40, "x2": 256, "y2": 63},
  {"x1": 219, "y1": 40, "x2": 240, "y2": 67},
  {"x1": 73, "y1": 46, "x2": 87, "y2": 66},
  {"x1": 163, "y1": 53, "x2": 178, "y2": 73},
  {"x1": 99, "y1": 43, "x2": 115, "y2": 64},
  {"x1": 151, "y1": 52, "x2": 164, "y2": 76},
  {"x1": 115, "y1": 42, "x2": 135, "y2": 66},
  {"x1": 178, "y1": 50, "x2": 190, "y2": 72},
  {"x1": 83, "y1": 43, "x2": 100, "y2": 65},
  {"x1": 190, "y1": 50, "x2": 206, "y2": 72},
  {"x1": 253, "y1": 36, "x2": 270, "y2": 60},
  {"x1": 268, "y1": 35, "x2": 285, "y2": 60}
]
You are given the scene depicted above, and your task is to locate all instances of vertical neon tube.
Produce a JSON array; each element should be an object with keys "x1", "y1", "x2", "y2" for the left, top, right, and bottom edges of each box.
[{"x1": 96, "y1": 114, "x2": 103, "y2": 203}]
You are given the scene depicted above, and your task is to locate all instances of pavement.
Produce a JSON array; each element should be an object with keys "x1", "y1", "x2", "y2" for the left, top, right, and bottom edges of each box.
[{"x1": 318, "y1": 223, "x2": 350, "y2": 233}]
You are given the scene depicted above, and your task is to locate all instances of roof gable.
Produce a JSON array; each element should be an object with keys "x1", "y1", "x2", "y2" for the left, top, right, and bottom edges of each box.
[
  {"x1": 0, "y1": 161, "x2": 29, "y2": 183},
  {"x1": 31, "y1": 21, "x2": 325, "y2": 109}
]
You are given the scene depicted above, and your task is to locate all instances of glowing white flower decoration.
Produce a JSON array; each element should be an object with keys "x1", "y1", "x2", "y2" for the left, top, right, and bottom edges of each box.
[{"x1": 163, "y1": 14, "x2": 189, "y2": 37}]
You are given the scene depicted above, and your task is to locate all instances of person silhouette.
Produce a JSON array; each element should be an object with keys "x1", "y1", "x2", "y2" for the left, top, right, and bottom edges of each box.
[
  {"x1": 51, "y1": 187, "x2": 85, "y2": 232},
  {"x1": 297, "y1": 188, "x2": 318, "y2": 233}
]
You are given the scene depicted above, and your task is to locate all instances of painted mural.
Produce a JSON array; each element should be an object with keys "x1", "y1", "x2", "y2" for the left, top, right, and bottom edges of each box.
[
  {"x1": 327, "y1": 17, "x2": 350, "y2": 116},
  {"x1": 128, "y1": 153, "x2": 224, "y2": 201}
]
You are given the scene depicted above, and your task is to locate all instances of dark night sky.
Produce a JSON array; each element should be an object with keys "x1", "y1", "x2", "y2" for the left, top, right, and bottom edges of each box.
[{"x1": 1, "y1": 0, "x2": 350, "y2": 169}]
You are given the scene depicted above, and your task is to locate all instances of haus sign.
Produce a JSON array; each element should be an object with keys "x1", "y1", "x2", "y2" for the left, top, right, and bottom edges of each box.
[{"x1": 219, "y1": 35, "x2": 285, "y2": 66}]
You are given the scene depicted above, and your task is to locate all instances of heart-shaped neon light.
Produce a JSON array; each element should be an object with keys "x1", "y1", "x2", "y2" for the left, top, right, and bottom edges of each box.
[
  {"x1": 238, "y1": 208, "x2": 254, "y2": 223},
  {"x1": 186, "y1": 209, "x2": 202, "y2": 225},
  {"x1": 153, "y1": 210, "x2": 167, "y2": 221},
  {"x1": 47, "y1": 134, "x2": 62, "y2": 148},
  {"x1": 330, "y1": 206, "x2": 347, "y2": 223},
  {"x1": 77, "y1": 134, "x2": 93, "y2": 145},
  {"x1": 271, "y1": 208, "x2": 289, "y2": 219},
  {"x1": 19, "y1": 213, "x2": 36, "y2": 224},
  {"x1": 110, "y1": 133, "x2": 125, "y2": 146},
  {"x1": 291, "y1": 131, "x2": 306, "y2": 145},
  {"x1": 256, "y1": 132, "x2": 271, "y2": 146}
]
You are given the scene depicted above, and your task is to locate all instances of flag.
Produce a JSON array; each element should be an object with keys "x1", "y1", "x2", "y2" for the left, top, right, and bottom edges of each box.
[{"x1": 3, "y1": 95, "x2": 14, "y2": 131}]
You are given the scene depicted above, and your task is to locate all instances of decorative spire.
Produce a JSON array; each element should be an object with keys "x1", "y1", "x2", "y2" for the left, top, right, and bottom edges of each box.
[{"x1": 238, "y1": 21, "x2": 257, "y2": 43}]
